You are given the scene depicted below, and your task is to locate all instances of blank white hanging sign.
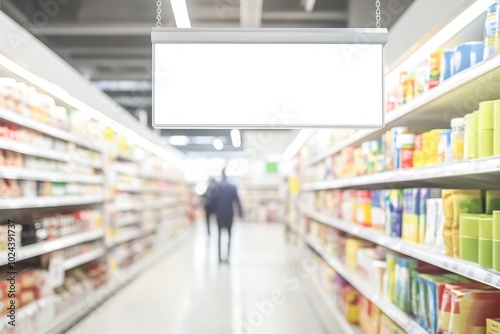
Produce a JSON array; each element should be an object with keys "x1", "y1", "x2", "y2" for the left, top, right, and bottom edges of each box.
[{"x1": 152, "y1": 28, "x2": 388, "y2": 128}]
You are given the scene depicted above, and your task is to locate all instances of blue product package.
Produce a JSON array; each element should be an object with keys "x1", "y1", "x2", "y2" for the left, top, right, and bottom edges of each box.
[
  {"x1": 485, "y1": 3, "x2": 498, "y2": 58},
  {"x1": 384, "y1": 190, "x2": 392, "y2": 236},
  {"x1": 454, "y1": 41, "x2": 485, "y2": 74},
  {"x1": 441, "y1": 50, "x2": 454, "y2": 82},
  {"x1": 390, "y1": 189, "x2": 404, "y2": 238}
]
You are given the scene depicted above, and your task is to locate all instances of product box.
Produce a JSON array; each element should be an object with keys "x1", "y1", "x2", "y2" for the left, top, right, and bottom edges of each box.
[
  {"x1": 402, "y1": 188, "x2": 421, "y2": 243},
  {"x1": 389, "y1": 189, "x2": 404, "y2": 238},
  {"x1": 379, "y1": 313, "x2": 406, "y2": 334},
  {"x1": 429, "y1": 49, "x2": 445, "y2": 90},
  {"x1": 487, "y1": 318, "x2": 500, "y2": 334}
]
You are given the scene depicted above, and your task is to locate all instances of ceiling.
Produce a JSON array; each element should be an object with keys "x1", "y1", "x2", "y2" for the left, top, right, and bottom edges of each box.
[{"x1": 0, "y1": 0, "x2": 413, "y2": 154}]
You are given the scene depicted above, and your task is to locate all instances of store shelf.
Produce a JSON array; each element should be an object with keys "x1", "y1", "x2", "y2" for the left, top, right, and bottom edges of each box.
[
  {"x1": 0, "y1": 230, "x2": 104, "y2": 266},
  {"x1": 303, "y1": 208, "x2": 500, "y2": 289},
  {"x1": 144, "y1": 198, "x2": 178, "y2": 210},
  {"x1": 304, "y1": 156, "x2": 500, "y2": 191},
  {"x1": 112, "y1": 201, "x2": 143, "y2": 211},
  {"x1": 308, "y1": 53, "x2": 500, "y2": 166},
  {"x1": 0, "y1": 194, "x2": 104, "y2": 209},
  {"x1": 0, "y1": 138, "x2": 102, "y2": 168},
  {"x1": 0, "y1": 107, "x2": 101, "y2": 152},
  {"x1": 308, "y1": 275, "x2": 362, "y2": 334},
  {"x1": 303, "y1": 235, "x2": 427, "y2": 334},
  {"x1": 113, "y1": 214, "x2": 142, "y2": 227},
  {"x1": 35, "y1": 231, "x2": 190, "y2": 334},
  {"x1": 0, "y1": 297, "x2": 52, "y2": 331},
  {"x1": 0, "y1": 167, "x2": 104, "y2": 184},
  {"x1": 139, "y1": 172, "x2": 182, "y2": 183},
  {"x1": 63, "y1": 247, "x2": 106, "y2": 271},
  {"x1": 115, "y1": 183, "x2": 142, "y2": 192},
  {"x1": 116, "y1": 153, "x2": 136, "y2": 162},
  {"x1": 110, "y1": 228, "x2": 153, "y2": 246}
]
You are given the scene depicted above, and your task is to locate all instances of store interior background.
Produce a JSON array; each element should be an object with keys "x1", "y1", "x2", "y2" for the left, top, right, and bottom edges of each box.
[{"x1": 2, "y1": 0, "x2": 500, "y2": 334}]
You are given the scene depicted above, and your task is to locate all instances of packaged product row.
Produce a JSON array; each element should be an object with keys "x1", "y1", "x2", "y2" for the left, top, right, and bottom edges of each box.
[
  {"x1": 311, "y1": 188, "x2": 500, "y2": 270},
  {"x1": 112, "y1": 235, "x2": 153, "y2": 269},
  {"x1": 386, "y1": 3, "x2": 500, "y2": 112},
  {"x1": 39, "y1": 240, "x2": 104, "y2": 263},
  {"x1": 0, "y1": 178, "x2": 102, "y2": 198},
  {"x1": 0, "y1": 261, "x2": 108, "y2": 334},
  {"x1": 0, "y1": 149, "x2": 98, "y2": 175},
  {"x1": 306, "y1": 222, "x2": 500, "y2": 334},
  {"x1": 310, "y1": 100, "x2": 500, "y2": 182},
  {"x1": 0, "y1": 210, "x2": 102, "y2": 251},
  {"x1": 0, "y1": 121, "x2": 102, "y2": 161},
  {"x1": 313, "y1": 253, "x2": 409, "y2": 334},
  {"x1": 0, "y1": 78, "x2": 69, "y2": 131}
]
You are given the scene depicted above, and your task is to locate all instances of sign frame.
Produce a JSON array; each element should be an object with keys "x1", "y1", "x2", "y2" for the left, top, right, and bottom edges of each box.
[{"x1": 151, "y1": 28, "x2": 388, "y2": 129}]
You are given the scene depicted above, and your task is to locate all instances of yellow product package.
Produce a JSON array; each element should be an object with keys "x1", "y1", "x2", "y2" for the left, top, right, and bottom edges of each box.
[
  {"x1": 451, "y1": 190, "x2": 483, "y2": 258},
  {"x1": 442, "y1": 190, "x2": 455, "y2": 257}
]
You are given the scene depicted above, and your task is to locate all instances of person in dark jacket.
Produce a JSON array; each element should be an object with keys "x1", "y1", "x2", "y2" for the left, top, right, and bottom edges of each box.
[
  {"x1": 209, "y1": 168, "x2": 242, "y2": 263},
  {"x1": 202, "y1": 177, "x2": 216, "y2": 236}
]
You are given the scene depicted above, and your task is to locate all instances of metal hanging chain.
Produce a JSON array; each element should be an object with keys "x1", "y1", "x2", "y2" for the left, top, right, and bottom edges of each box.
[
  {"x1": 376, "y1": 0, "x2": 381, "y2": 28},
  {"x1": 156, "y1": 0, "x2": 162, "y2": 27}
]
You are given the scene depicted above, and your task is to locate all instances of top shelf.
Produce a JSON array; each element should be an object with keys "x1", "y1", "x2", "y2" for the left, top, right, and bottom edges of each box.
[
  {"x1": 0, "y1": 107, "x2": 101, "y2": 152},
  {"x1": 308, "y1": 53, "x2": 500, "y2": 166}
]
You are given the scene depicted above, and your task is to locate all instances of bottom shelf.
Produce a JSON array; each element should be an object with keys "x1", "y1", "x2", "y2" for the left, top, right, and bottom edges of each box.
[
  {"x1": 34, "y1": 228, "x2": 191, "y2": 334},
  {"x1": 302, "y1": 235, "x2": 427, "y2": 334},
  {"x1": 307, "y1": 275, "x2": 362, "y2": 334}
]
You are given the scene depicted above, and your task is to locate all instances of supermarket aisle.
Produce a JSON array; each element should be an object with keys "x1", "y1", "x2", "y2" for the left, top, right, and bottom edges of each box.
[{"x1": 68, "y1": 222, "x2": 334, "y2": 334}]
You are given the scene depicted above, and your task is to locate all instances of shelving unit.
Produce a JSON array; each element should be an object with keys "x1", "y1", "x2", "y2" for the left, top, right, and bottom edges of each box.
[
  {"x1": 0, "y1": 11, "x2": 191, "y2": 334},
  {"x1": 302, "y1": 208, "x2": 500, "y2": 289},
  {"x1": 0, "y1": 230, "x2": 104, "y2": 266},
  {"x1": 307, "y1": 52, "x2": 500, "y2": 167},
  {"x1": 0, "y1": 168, "x2": 104, "y2": 183},
  {"x1": 64, "y1": 247, "x2": 107, "y2": 271},
  {"x1": 33, "y1": 232, "x2": 189, "y2": 334},
  {"x1": 304, "y1": 156, "x2": 500, "y2": 191},
  {"x1": 0, "y1": 195, "x2": 105, "y2": 209},
  {"x1": 307, "y1": 274, "x2": 362, "y2": 334},
  {"x1": 303, "y1": 235, "x2": 427, "y2": 334},
  {"x1": 0, "y1": 107, "x2": 101, "y2": 151}
]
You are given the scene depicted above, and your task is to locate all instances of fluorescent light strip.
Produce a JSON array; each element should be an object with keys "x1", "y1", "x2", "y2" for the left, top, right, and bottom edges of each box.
[
  {"x1": 387, "y1": 0, "x2": 493, "y2": 82},
  {"x1": 0, "y1": 53, "x2": 184, "y2": 169},
  {"x1": 213, "y1": 138, "x2": 224, "y2": 151},
  {"x1": 283, "y1": 129, "x2": 316, "y2": 161},
  {"x1": 231, "y1": 129, "x2": 241, "y2": 148},
  {"x1": 169, "y1": 0, "x2": 191, "y2": 28}
]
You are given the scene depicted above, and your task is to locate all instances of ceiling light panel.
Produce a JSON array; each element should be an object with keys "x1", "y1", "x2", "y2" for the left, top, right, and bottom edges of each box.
[{"x1": 240, "y1": 0, "x2": 263, "y2": 28}]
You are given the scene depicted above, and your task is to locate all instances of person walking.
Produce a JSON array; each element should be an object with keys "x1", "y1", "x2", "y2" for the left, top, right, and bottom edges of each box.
[
  {"x1": 210, "y1": 168, "x2": 242, "y2": 263},
  {"x1": 202, "y1": 177, "x2": 216, "y2": 236}
]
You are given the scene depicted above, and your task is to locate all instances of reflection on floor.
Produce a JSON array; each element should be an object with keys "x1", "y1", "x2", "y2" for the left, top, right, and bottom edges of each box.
[{"x1": 68, "y1": 222, "x2": 335, "y2": 334}]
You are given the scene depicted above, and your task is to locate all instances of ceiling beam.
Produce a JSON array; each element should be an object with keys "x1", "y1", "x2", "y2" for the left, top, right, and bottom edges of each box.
[
  {"x1": 70, "y1": 58, "x2": 149, "y2": 67},
  {"x1": 30, "y1": 24, "x2": 155, "y2": 36}
]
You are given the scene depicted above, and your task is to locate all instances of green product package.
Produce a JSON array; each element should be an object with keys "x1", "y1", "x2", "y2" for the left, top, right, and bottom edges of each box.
[
  {"x1": 479, "y1": 215, "x2": 493, "y2": 268},
  {"x1": 459, "y1": 214, "x2": 480, "y2": 263},
  {"x1": 486, "y1": 191, "x2": 500, "y2": 214},
  {"x1": 452, "y1": 190, "x2": 483, "y2": 258}
]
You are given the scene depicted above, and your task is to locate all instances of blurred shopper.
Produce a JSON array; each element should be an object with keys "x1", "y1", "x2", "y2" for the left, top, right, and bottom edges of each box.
[
  {"x1": 202, "y1": 177, "x2": 216, "y2": 236},
  {"x1": 210, "y1": 168, "x2": 242, "y2": 263}
]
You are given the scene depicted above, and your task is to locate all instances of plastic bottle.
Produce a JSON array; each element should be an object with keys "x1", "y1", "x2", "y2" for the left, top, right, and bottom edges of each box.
[
  {"x1": 451, "y1": 118, "x2": 465, "y2": 161},
  {"x1": 485, "y1": 2, "x2": 498, "y2": 58}
]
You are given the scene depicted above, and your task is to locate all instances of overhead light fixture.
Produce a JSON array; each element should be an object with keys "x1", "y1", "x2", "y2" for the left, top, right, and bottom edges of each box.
[
  {"x1": 213, "y1": 138, "x2": 224, "y2": 151},
  {"x1": 387, "y1": 0, "x2": 493, "y2": 82},
  {"x1": 283, "y1": 129, "x2": 316, "y2": 161},
  {"x1": 168, "y1": 135, "x2": 190, "y2": 146},
  {"x1": 151, "y1": 28, "x2": 388, "y2": 128},
  {"x1": 231, "y1": 129, "x2": 241, "y2": 148},
  {"x1": 301, "y1": 0, "x2": 316, "y2": 13},
  {"x1": 169, "y1": 0, "x2": 191, "y2": 28}
]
